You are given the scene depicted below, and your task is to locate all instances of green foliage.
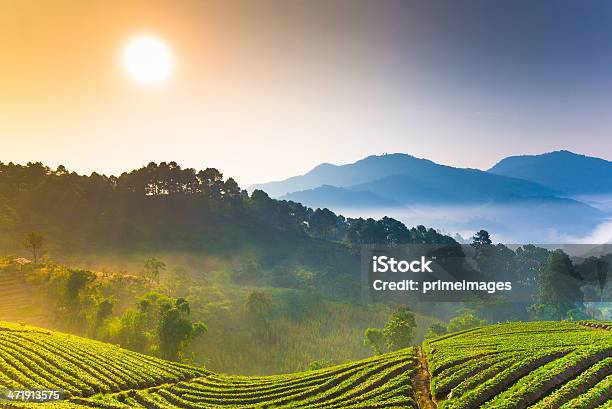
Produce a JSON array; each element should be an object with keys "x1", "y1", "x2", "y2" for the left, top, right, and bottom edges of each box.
[
  {"x1": 231, "y1": 259, "x2": 263, "y2": 284},
  {"x1": 65, "y1": 269, "x2": 95, "y2": 303},
  {"x1": 0, "y1": 320, "x2": 205, "y2": 400},
  {"x1": 310, "y1": 208, "x2": 340, "y2": 239},
  {"x1": 425, "y1": 321, "x2": 612, "y2": 408},
  {"x1": 346, "y1": 217, "x2": 456, "y2": 246},
  {"x1": 106, "y1": 292, "x2": 206, "y2": 362},
  {"x1": 143, "y1": 258, "x2": 166, "y2": 284},
  {"x1": 1, "y1": 258, "x2": 407, "y2": 375},
  {"x1": 471, "y1": 230, "x2": 492, "y2": 246},
  {"x1": 576, "y1": 255, "x2": 609, "y2": 292},
  {"x1": 0, "y1": 162, "x2": 455, "y2": 258},
  {"x1": 23, "y1": 231, "x2": 45, "y2": 263},
  {"x1": 446, "y1": 311, "x2": 486, "y2": 333},
  {"x1": 426, "y1": 323, "x2": 447, "y2": 339},
  {"x1": 531, "y1": 250, "x2": 584, "y2": 320},
  {"x1": 0, "y1": 161, "x2": 464, "y2": 306},
  {"x1": 245, "y1": 290, "x2": 272, "y2": 320},
  {"x1": 106, "y1": 309, "x2": 147, "y2": 352},
  {"x1": 364, "y1": 327, "x2": 386, "y2": 355},
  {"x1": 383, "y1": 305, "x2": 417, "y2": 351},
  {"x1": 515, "y1": 244, "x2": 550, "y2": 284},
  {"x1": 158, "y1": 297, "x2": 206, "y2": 361},
  {"x1": 307, "y1": 359, "x2": 335, "y2": 370},
  {"x1": 0, "y1": 323, "x2": 418, "y2": 408},
  {"x1": 89, "y1": 297, "x2": 114, "y2": 336}
]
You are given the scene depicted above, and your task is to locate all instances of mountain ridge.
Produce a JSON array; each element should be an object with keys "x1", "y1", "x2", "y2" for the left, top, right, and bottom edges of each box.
[
  {"x1": 488, "y1": 150, "x2": 612, "y2": 195},
  {"x1": 253, "y1": 150, "x2": 611, "y2": 242},
  {"x1": 252, "y1": 152, "x2": 558, "y2": 200}
]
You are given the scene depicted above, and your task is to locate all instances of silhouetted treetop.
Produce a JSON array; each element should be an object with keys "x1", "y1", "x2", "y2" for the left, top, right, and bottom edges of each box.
[{"x1": 0, "y1": 161, "x2": 455, "y2": 252}]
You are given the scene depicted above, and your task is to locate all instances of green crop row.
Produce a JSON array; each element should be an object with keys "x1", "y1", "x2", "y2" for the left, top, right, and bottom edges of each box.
[
  {"x1": 427, "y1": 321, "x2": 612, "y2": 409},
  {"x1": 530, "y1": 357, "x2": 612, "y2": 409},
  {"x1": 559, "y1": 374, "x2": 612, "y2": 408},
  {"x1": 0, "y1": 321, "x2": 204, "y2": 399},
  {"x1": 62, "y1": 349, "x2": 416, "y2": 408}
]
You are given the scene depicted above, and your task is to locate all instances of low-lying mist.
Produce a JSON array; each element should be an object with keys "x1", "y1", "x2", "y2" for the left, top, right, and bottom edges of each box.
[{"x1": 336, "y1": 199, "x2": 612, "y2": 244}]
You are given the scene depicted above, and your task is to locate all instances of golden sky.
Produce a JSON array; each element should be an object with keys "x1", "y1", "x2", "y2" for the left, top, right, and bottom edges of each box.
[{"x1": 2, "y1": 0, "x2": 611, "y2": 185}]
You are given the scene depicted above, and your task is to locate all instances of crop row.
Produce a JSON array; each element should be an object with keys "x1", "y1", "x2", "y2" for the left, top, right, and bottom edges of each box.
[
  {"x1": 425, "y1": 321, "x2": 612, "y2": 409},
  {"x1": 0, "y1": 320, "x2": 417, "y2": 409},
  {"x1": 66, "y1": 349, "x2": 417, "y2": 408},
  {"x1": 0, "y1": 322, "x2": 205, "y2": 398}
]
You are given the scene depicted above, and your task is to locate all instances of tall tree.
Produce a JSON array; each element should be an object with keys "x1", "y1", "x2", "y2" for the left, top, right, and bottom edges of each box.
[
  {"x1": 23, "y1": 232, "x2": 45, "y2": 263},
  {"x1": 143, "y1": 258, "x2": 166, "y2": 284},
  {"x1": 471, "y1": 230, "x2": 492, "y2": 247},
  {"x1": 531, "y1": 250, "x2": 584, "y2": 320},
  {"x1": 383, "y1": 305, "x2": 417, "y2": 351},
  {"x1": 245, "y1": 291, "x2": 272, "y2": 323},
  {"x1": 310, "y1": 208, "x2": 338, "y2": 239},
  {"x1": 364, "y1": 328, "x2": 386, "y2": 355},
  {"x1": 158, "y1": 297, "x2": 207, "y2": 361}
]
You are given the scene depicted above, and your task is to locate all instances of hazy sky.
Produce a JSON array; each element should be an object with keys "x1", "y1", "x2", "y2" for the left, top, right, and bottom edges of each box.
[{"x1": 2, "y1": 0, "x2": 612, "y2": 185}]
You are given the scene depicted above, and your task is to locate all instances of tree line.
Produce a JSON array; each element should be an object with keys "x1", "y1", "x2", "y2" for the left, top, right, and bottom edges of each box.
[{"x1": 0, "y1": 161, "x2": 455, "y2": 252}]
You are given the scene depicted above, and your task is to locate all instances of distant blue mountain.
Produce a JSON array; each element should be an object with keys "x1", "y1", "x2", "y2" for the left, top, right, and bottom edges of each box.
[
  {"x1": 281, "y1": 185, "x2": 401, "y2": 209},
  {"x1": 489, "y1": 150, "x2": 612, "y2": 195},
  {"x1": 348, "y1": 168, "x2": 556, "y2": 204},
  {"x1": 251, "y1": 154, "x2": 441, "y2": 197},
  {"x1": 253, "y1": 153, "x2": 556, "y2": 202},
  {"x1": 253, "y1": 152, "x2": 610, "y2": 242}
]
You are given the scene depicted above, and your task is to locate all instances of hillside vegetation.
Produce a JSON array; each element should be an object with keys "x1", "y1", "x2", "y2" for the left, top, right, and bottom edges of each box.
[
  {"x1": 425, "y1": 321, "x2": 612, "y2": 408},
  {"x1": 2, "y1": 321, "x2": 612, "y2": 408},
  {"x1": 0, "y1": 322, "x2": 205, "y2": 397},
  {"x1": 0, "y1": 161, "x2": 454, "y2": 301},
  {"x1": 0, "y1": 321, "x2": 417, "y2": 408},
  {"x1": 0, "y1": 257, "x2": 438, "y2": 375}
]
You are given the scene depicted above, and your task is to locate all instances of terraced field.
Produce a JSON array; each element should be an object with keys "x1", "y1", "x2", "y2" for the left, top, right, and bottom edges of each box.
[
  {"x1": 425, "y1": 321, "x2": 612, "y2": 409},
  {"x1": 0, "y1": 266, "x2": 49, "y2": 325},
  {"x1": 0, "y1": 321, "x2": 418, "y2": 408},
  {"x1": 2, "y1": 320, "x2": 611, "y2": 408}
]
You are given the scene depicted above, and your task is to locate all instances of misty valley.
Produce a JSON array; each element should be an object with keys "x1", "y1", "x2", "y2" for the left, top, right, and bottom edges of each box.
[
  {"x1": 4, "y1": 2, "x2": 612, "y2": 406},
  {"x1": 0, "y1": 154, "x2": 610, "y2": 408}
]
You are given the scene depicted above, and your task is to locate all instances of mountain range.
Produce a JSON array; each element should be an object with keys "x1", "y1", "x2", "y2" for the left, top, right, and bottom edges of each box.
[
  {"x1": 489, "y1": 150, "x2": 612, "y2": 195},
  {"x1": 250, "y1": 151, "x2": 612, "y2": 242}
]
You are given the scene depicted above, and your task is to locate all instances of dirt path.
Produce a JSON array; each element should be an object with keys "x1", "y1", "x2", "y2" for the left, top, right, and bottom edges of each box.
[{"x1": 412, "y1": 347, "x2": 437, "y2": 409}]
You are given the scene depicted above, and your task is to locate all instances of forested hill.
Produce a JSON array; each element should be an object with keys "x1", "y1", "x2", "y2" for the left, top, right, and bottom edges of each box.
[{"x1": 0, "y1": 161, "x2": 454, "y2": 262}]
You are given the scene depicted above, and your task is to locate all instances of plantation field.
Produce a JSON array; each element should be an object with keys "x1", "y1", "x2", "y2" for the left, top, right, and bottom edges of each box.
[
  {"x1": 2, "y1": 320, "x2": 612, "y2": 408},
  {"x1": 425, "y1": 321, "x2": 612, "y2": 409},
  {"x1": 0, "y1": 322, "x2": 206, "y2": 397},
  {"x1": 0, "y1": 321, "x2": 418, "y2": 408}
]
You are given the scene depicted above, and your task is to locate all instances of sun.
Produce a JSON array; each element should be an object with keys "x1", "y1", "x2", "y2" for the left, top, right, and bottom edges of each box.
[{"x1": 122, "y1": 36, "x2": 174, "y2": 85}]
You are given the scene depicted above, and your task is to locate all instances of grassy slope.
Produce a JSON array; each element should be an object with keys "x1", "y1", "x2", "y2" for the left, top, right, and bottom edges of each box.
[
  {"x1": 0, "y1": 257, "x2": 439, "y2": 375},
  {"x1": 0, "y1": 321, "x2": 418, "y2": 408},
  {"x1": 2, "y1": 321, "x2": 612, "y2": 408},
  {"x1": 425, "y1": 321, "x2": 612, "y2": 409}
]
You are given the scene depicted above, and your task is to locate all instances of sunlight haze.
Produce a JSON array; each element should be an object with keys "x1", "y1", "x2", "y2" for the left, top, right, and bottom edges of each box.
[{"x1": 2, "y1": 0, "x2": 612, "y2": 185}]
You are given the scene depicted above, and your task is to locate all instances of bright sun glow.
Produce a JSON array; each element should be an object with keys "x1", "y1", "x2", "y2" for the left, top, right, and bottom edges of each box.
[{"x1": 122, "y1": 36, "x2": 174, "y2": 85}]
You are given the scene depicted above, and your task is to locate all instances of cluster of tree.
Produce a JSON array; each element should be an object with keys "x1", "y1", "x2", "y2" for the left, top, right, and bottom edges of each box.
[
  {"x1": 104, "y1": 292, "x2": 206, "y2": 361},
  {"x1": 425, "y1": 311, "x2": 487, "y2": 339},
  {"x1": 1, "y1": 162, "x2": 460, "y2": 301},
  {"x1": 5, "y1": 255, "x2": 397, "y2": 373},
  {"x1": 363, "y1": 305, "x2": 417, "y2": 355},
  {"x1": 468, "y1": 230, "x2": 610, "y2": 321},
  {"x1": 18, "y1": 257, "x2": 205, "y2": 362},
  {"x1": 0, "y1": 162, "x2": 455, "y2": 250}
]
